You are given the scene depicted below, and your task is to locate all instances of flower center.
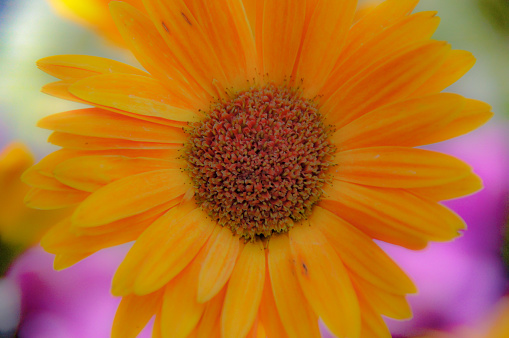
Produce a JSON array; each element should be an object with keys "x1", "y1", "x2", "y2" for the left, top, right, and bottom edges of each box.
[{"x1": 184, "y1": 84, "x2": 335, "y2": 240}]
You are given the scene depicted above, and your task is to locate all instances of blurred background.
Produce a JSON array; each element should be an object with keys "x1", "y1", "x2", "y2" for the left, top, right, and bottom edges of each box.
[{"x1": 0, "y1": 0, "x2": 509, "y2": 337}]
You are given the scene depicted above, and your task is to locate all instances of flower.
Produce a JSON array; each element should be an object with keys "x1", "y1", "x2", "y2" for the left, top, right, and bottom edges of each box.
[
  {"x1": 25, "y1": 0, "x2": 493, "y2": 337},
  {"x1": 47, "y1": 0, "x2": 145, "y2": 46}
]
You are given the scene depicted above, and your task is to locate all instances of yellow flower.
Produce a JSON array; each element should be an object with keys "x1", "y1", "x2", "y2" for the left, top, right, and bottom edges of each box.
[
  {"x1": 47, "y1": 0, "x2": 145, "y2": 46},
  {"x1": 25, "y1": 0, "x2": 492, "y2": 337},
  {"x1": 0, "y1": 143, "x2": 66, "y2": 248}
]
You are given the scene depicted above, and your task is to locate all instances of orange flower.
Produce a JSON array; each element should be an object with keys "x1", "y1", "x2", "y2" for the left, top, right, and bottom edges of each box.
[{"x1": 26, "y1": 0, "x2": 492, "y2": 337}]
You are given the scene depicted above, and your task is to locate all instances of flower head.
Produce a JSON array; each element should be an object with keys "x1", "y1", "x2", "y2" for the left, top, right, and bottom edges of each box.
[{"x1": 25, "y1": 0, "x2": 493, "y2": 337}]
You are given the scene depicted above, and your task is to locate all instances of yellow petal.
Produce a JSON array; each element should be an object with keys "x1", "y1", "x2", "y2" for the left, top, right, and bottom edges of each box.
[
  {"x1": 412, "y1": 49, "x2": 477, "y2": 97},
  {"x1": 357, "y1": 292, "x2": 392, "y2": 338},
  {"x1": 262, "y1": 0, "x2": 305, "y2": 85},
  {"x1": 25, "y1": 187, "x2": 88, "y2": 210},
  {"x1": 22, "y1": 165, "x2": 74, "y2": 191},
  {"x1": 69, "y1": 73, "x2": 199, "y2": 122},
  {"x1": 268, "y1": 234, "x2": 320, "y2": 338},
  {"x1": 320, "y1": 181, "x2": 465, "y2": 250},
  {"x1": 53, "y1": 252, "x2": 93, "y2": 270},
  {"x1": 288, "y1": 225, "x2": 360, "y2": 338},
  {"x1": 353, "y1": 276, "x2": 413, "y2": 320},
  {"x1": 324, "y1": 40, "x2": 451, "y2": 129},
  {"x1": 310, "y1": 206, "x2": 416, "y2": 294},
  {"x1": 160, "y1": 257, "x2": 206, "y2": 338},
  {"x1": 112, "y1": 290, "x2": 163, "y2": 338},
  {"x1": 222, "y1": 241, "x2": 265, "y2": 338},
  {"x1": 333, "y1": 147, "x2": 473, "y2": 188},
  {"x1": 331, "y1": 93, "x2": 466, "y2": 150},
  {"x1": 197, "y1": 226, "x2": 240, "y2": 303},
  {"x1": 54, "y1": 154, "x2": 182, "y2": 192},
  {"x1": 409, "y1": 172, "x2": 483, "y2": 201},
  {"x1": 37, "y1": 54, "x2": 147, "y2": 82},
  {"x1": 38, "y1": 108, "x2": 187, "y2": 143},
  {"x1": 72, "y1": 169, "x2": 188, "y2": 227}
]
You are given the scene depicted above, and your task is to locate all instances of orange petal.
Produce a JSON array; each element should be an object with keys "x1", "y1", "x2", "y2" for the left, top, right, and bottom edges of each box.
[
  {"x1": 288, "y1": 225, "x2": 360, "y2": 338},
  {"x1": 322, "y1": 11, "x2": 440, "y2": 100},
  {"x1": 357, "y1": 292, "x2": 392, "y2": 338},
  {"x1": 408, "y1": 172, "x2": 483, "y2": 201},
  {"x1": 320, "y1": 181, "x2": 466, "y2": 250},
  {"x1": 197, "y1": 226, "x2": 240, "y2": 303},
  {"x1": 143, "y1": 0, "x2": 229, "y2": 97},
  {"x1": 338, "y1": 0, "x2": 419, "y2": 64},
  {"x1": 22, "y1": 165, "x2": 75, "y2": 191},
  {"x1": 37, "y1": 54, "x2": 147, "y2": 82},
  {"x1": 38, "y1": 108, "x2": 187, "y2": 143},
  {"x1": 411, "y1": 49, "x2": 477, "y2": 97},
  {"x1": 54, "y1": 154, "x2": 182, "y2": 192},
  {"x1": 331, "y1": 93, "x2": 466, "y2": 150},
  {"x1": 72, "y1": 169, "x2": 188, "y2": 227},
  {"x1": 53, "y1": 252, "x2": 93, "y2": 270},
  {"x1": 415, "y1": 98, "x2": 493, "y2": 145},
  {"x1": 112, "y1": 290, "x2": 163, "y2": 338},
  {"x1": 259, "y1": 263, "x2": 290, "y2": 338},
  {"x1": 48, "y1": 132, "x2": 183, "y2": 150},
  {"x1": 268, "y1": 234, "x2": 320, "y2": 338},
  {"x1": 25, "y1": 187, "x2": 89, "y2": 210},
  {"x1": 69, "y1": 74, "x2": 199, "y2": 122},
  {"x1": 310, "y1": 206, "x2": 416, "y2": 294},
  {"x1": 222, "y1": 241, "x2": 265, "y2": 338},
  {"x1": 296, "y1": 0, "x2": 357, "y2": 97},
  {"x1": 196, "y1": 287, "x2": 226, "y2": 338},
  {"x1": 323, "y1": 40, "x2": 451, "y2": 129},
  {"x1": 333, "y1": 147, "x2": 473, "y2": 188},
  {"x1": 261, "y1": 0, "x2": 305, "y2": 85},
  {"x1": 109, "y1": 1, "x2": 208, "y2": 108}
]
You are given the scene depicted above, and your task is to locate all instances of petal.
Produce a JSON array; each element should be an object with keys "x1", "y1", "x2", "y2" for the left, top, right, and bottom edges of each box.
[
  {"x1": 289, "y1": 225, "x2": 360, "y2": 338},
  {"x1": 72, "y1": 169, "x2": 188, "y2": 227},
  {"x1": 160, "y1": 256, "x2": 206, "y2": 338},
  {"x1": 112, "y1": 205, "x2": 215, "y2": 296},
  {"x1": 196, "y1": 287, "x2": 226, "y2": 338},
  {"x1": 296, "y1": 0, "x2": 357, "y2": 97},
  {"x1": 323, "y1": 40, "x2": 451, "y2": 129},
  {"x1": 268, "y1": 234, "x2": 320, "y2": 338},
  {"x1": 258, "y1": 267, "x2": 290, "y2": 338},
  {"x1": 197, "y1": 226, "x2": 240, "y2": 303},
  {"x1": 333, "y1": 147, "x2": 473, "y2": 188},
  {"x1": 322, "y1": 11, "x2": 440, "y2": 100},
  {"x1": 109, "y1": 1, "x2": 209, "y2": 108},
  {"x1": 310, "y1": 207, "x2": 416, "y2": 294},
  {"x1": 54, "y1": 154, "x2": 182, "y2": 192},
  {"x1": 331, "y1": 93, "x2": 466, "y2": 150},
  {"x1": 48, "y1": 132, "x2": 183, "y2": 150},
  {"x1": 408, "y1": 172, "x2": 483, "y2": 201},
  {"x1": 353, "y1": 276, "x2": 413, "y2": 320},
  {"x1": 357, "y1": 292, "x2": 392, "y2": 338},
  {"x1": 22, "y1": 166, "x2": 75, "y2": 191},
  {"x1": 222, "y1": 241, "x2": 265, "y2": 338},
  {"x1": 69, "y1": 74, "x2": 199, "y2": 122},
  {"x1": 53, "y1": 252, "x2": 93, "y2": 270},
  {"x1": 142, "y1": 0, "x2": 229, "y2": 97},
  {"x1": 411, "y1": 49, "x2": 477, "y2": 97},
  {"x1": 262, "y1": 0, "x2": 305, "y2": 85},
  {"x1": 320, "y1": 181, "x2": 466, "y2": 250},
  {"x1": 338, "y1": 0, "x2": 419, "y2": 64},
  {"x1": 25, "y1": 187, "x2": 89, "y2": 210},
  {"x1": 38, "y1": 108, "x2": 188, "y2": 143},
  {"x1": 112, "y1": 290, "x2": 164, "y2": 338},
  {"x1": 37, "y1": 54, "x2": 147, "y2": 82}
]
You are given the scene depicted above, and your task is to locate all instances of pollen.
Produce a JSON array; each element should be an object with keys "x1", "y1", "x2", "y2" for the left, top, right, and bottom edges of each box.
[{"x1": 184, "y1": 84, "x2": 335, "y2": 240}]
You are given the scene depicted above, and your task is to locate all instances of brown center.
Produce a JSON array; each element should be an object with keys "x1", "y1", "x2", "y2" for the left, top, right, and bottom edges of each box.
[{"x1": 184, "y1": 84, "x2": 335, "y2": 240}]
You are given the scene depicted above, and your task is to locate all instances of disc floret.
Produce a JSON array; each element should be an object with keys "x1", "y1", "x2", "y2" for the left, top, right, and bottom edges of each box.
[{"x1": 184, "y1": 84, "x2": 335, "y2": 240}]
